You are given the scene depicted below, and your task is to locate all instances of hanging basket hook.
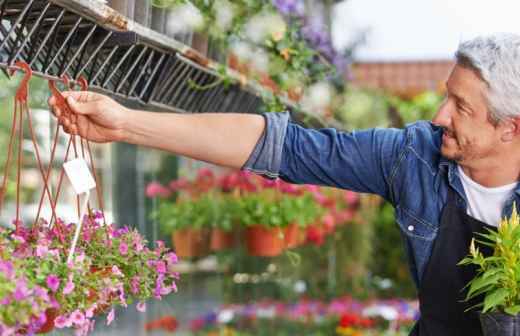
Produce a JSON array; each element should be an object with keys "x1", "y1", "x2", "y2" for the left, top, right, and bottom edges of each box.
[{"x1": 10, "y1": 61, "x2": 33, "y2": 103}]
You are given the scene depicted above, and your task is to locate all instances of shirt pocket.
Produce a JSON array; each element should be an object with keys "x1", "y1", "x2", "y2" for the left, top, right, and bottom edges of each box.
[{"x1": 395, "y1": 205, "x2": 437, "y2": 241}]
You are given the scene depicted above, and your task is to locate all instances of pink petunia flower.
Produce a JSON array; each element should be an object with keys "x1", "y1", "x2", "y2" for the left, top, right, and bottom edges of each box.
[
  {"x1": 106, "y1": 308, "x2": 115, "y2": 326},
  {"x1": 55, "y1": 315, "x2": 72, "y2": 328},
  {"x1": 70, "y1": 309, "x2": 85, "y2": 326},
  {"x1": 111, "y1": 265, "x2": 123, "y2": 277},
  {"x1": 63, "y1": 275, "x2": 75, "y2": 295},
  {"x1": 46, "y1": 274, "x2": 60, "y2": 292},
  {"x1": 136, "y1": 302, "x2": 146, "y2": 312},
  {"x1": 155, "y1": 261, "x2": 167, "y2": 274},
  {"x1": 119, "y1": 242, "x2": 128, "y2": 255}
]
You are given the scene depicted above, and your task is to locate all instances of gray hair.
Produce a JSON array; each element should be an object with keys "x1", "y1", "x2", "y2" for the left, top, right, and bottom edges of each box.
[{"x1": 455, "y1": 33, "x2": 520, "y2": 123}]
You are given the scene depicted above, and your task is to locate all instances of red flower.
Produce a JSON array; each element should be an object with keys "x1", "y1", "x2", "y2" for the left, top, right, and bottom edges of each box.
[
  {"x1": 306, "y1": 226, "x2": 324, "y2": 246},
  {"x1": 338, "y1": 313, "x2": 374, "y2": 329},
  {"x1": 145, "y1": 316, "x2": 178, "y2": 332}
]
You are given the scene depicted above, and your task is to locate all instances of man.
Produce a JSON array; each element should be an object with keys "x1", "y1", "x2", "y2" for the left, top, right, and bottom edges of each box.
[{"x1": 50, "y1": 33, "x2": 520, "y2": 335}]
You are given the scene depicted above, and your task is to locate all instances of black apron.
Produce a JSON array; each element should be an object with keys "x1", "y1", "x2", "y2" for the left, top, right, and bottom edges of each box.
[{"x1": 410, "y1": 188, "x2": 496, "y2": 336}]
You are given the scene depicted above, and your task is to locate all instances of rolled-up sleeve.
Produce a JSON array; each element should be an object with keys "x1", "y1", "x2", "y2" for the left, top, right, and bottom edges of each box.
[{"x1": 241, "y1": 112, "x2": 290, "y2": 179}]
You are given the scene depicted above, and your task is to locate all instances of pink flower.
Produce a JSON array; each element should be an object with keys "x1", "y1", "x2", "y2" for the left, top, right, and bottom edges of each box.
[
  {"x1": 63, "y1": 275, "x2": 75, "y2": 295},
  {"x1": 344, "y1": 191, "x2": 360, "y2": 205},
  {"x1": 165, "y1": 252, "x2": 178, "y2": 265},
  {"x1": 155, "y1": 240, "x2": 165, "y2": 250},
  {"x1": 155, "y1": 261, "x2": 166, "y2": 274},
  {"x1": 136, "y1": 302, "x2": 146, "y2": 312},
  {"x1": 106, "y1": 308, "x2": 115, "y2": 326},
  {"x1": 14, "y1": 280, "x2": 29, "y2": 300},
  {"x1": 70, "y1": 309, "x2": 85, "y2": 326},
  {"x1": 86, "y1": 305, "x2": 96, "y2": 318},
  {"x1": 111, "y1": 265, "x2": 123, "y2": 277},
  {"x1": 46, "y1": 275, "x2": 60, "y2": 292},
  {"x1": 0, "y1": 261, "x2": 14, "y2": 279},
  {"x1": 36, "y1": 245, "x2": 49, "y2": 257},
  {"x1": 145, "y1": 182, "x2": 171, "y2": 198},
  {"x1": 169, "y1": 178, "x2": 189, "y2": 191},
  {"x1": 133, "y1": 235, "x2": 144, "y2": 252},
  {"x1": 55, "y1": 315, "x2": 72, "y2": 328},
  {"x1": 130, "y1": 276, "x2": 140, "y2": 295},
  {"x1": 119, "y1": 242, "x2": 128, "y2": 255}
]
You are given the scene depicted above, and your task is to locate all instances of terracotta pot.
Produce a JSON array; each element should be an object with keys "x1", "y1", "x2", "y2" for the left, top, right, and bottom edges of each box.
[
  {"x1": 245, "y1": 225, "x2": 284, "y2": 257},
  {"x1": 36, "y1": 309, "x2": 57, "y2": 334},
  {"x1": 172, "y1": 228, "x2": 210, "y2": 258},
  {"x1": 210, "y1": 228, "x2": 236, "y2": 251},
  {"x1": 284, "y1": 223, "x2": 303, "y2": 248}
]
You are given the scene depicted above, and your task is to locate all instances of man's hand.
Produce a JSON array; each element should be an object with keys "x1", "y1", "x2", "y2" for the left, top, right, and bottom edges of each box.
[{"x1": 48, "y1": 91, "x2": 128, "y2": 143}]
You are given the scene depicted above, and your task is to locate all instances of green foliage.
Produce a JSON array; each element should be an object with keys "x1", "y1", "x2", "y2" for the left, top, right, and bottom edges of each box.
[
  {"x1": 336, "y1": 89, "x2": 443, "y2": 130},
  {"x1": 459, "y1": 206, "x2": 520, "y2": 314},
  {"x1": 155, "y1": 193, "x2": 220, "y2": 232}
]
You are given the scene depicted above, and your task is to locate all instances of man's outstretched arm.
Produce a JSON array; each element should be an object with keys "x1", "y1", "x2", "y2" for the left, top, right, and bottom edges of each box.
[{"x1": 49, "y1": 91, "x2": 265, "y2": 169}]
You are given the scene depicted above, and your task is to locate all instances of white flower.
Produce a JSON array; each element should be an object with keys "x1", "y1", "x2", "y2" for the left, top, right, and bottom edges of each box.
[
  {"x1": 362, "y1": 305, "x2": 399, "y2": 321},
  {"x1": 214, "y1": 0, "x2": 235, "y2": 31},
  {"x1": 245, "y1": 12, "x2": 286, "y2": 44},
  {"x1": 167, "y1": 3, "x2": 204, "y2": 35},
  {"x1": 251, "y1": 50, "x2": 269, "y2": 73},
  {"x1": 230, "y1": 42, "x2": 253, "y2": 62},
  {"x1": 217, "y1": 309, "x2": 234, "y2": 324},
  {"x1": 301, "y1": 82, "x2": 334, "y2": 113}
]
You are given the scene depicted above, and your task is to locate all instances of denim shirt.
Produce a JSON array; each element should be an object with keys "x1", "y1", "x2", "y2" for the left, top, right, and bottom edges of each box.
[{"x1": 243, "y1": 112, "x2": 520, "y2": 287}]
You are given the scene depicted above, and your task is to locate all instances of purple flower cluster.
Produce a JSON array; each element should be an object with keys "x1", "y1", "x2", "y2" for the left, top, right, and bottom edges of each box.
[{"x1": 272, "y1": 0, "x2": 305, "y2": 17}]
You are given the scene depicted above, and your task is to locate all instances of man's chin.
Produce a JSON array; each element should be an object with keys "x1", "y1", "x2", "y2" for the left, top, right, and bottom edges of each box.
[{"x1": 441, "y1": 146, "x2": 463, "y2": 162}]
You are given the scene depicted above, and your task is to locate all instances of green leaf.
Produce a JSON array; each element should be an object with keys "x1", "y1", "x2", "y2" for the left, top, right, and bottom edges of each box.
[
  {"x1": 504, "y1": 305, "x2": 520, "y2": 315},
  {"x1": 467, "y1": 274, "x2": 501, "y2": 299},
  {"x1": 483, "y1": 288, "x2": 509, "y2": 313}
]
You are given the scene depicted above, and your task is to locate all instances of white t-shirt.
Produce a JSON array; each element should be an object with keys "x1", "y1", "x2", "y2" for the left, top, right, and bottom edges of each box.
[{"x1": 458, "y1": 166, "x2": 517, "y2": 227}]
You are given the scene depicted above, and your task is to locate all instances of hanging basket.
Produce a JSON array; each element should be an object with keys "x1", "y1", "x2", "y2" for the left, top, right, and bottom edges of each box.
[
  {"x1": 0, "y1": 62, "x2": 180, "y2": 335},
  {"x1": 172, "y1": 228, "x2": 210, "y2": 258},
  {"x1": 245, "y1": 225, "x2": 285, "y2": 257}
]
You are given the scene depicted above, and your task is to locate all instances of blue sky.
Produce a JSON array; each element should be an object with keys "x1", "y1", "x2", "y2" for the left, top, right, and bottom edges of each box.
[{"x1": 332, "y1": 0, "x2": 520, "y2": 61}]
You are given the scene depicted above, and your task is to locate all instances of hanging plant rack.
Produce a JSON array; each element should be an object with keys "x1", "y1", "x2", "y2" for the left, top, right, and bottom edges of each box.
[{"x1": 0, "y1": 0, "x2": 269, "y2": 114}]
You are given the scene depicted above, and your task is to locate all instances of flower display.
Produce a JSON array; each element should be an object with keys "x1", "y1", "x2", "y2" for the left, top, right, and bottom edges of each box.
[{"x1": 0, "y1": 212, "x2": 180, "y2": 335}]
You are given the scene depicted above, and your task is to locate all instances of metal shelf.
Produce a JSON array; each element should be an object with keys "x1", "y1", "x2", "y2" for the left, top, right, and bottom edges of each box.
[
  {"x1": 0, "y1": 0, "x2": 265, "y2": 114},
  {"x1": 0, "y1": 0, "x2": 340, "y2": 129}
]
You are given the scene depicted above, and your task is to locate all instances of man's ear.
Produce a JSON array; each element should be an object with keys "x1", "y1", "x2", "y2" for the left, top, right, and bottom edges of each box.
[{"x1": 501, "y1": 117, "x2": 520, "y2": 142}]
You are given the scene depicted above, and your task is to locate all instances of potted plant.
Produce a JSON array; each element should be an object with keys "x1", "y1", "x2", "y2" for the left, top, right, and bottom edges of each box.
[
  {"x1": 239, "y1": 190, "x2": 287, "y2": 257},
  {"x1": 155, "y1": 194, "x2": 213, "y2": 258},
  {"x1": 210, "y1": 194, "x2": 240, "y2": 252},
  {"x1": 280, "y1": 191, "x2": 323, "y2": 249},
  {"x1": 459, "y1": 207, "x2": 520, "y2": 335}
]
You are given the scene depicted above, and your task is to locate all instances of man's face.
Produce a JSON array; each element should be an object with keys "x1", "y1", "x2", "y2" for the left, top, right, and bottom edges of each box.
[{"x1": 432, "y1": 65, "x2": 502, "y2": 164}]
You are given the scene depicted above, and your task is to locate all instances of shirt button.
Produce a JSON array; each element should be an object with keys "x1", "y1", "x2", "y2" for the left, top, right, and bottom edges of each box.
[{"x1": 407, "y1": 225, "x2": 414, "y2": 232}]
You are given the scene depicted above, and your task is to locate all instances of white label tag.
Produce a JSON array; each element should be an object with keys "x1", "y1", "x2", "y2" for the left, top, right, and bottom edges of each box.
[{"x1": 63, "y1": 158, "x2": 96, "y2": 195}]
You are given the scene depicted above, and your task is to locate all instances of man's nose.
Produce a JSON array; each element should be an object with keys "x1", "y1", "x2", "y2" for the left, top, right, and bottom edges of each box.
[{"x1": 432, "y1": 102, "x2": 452, "y2": 128}]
